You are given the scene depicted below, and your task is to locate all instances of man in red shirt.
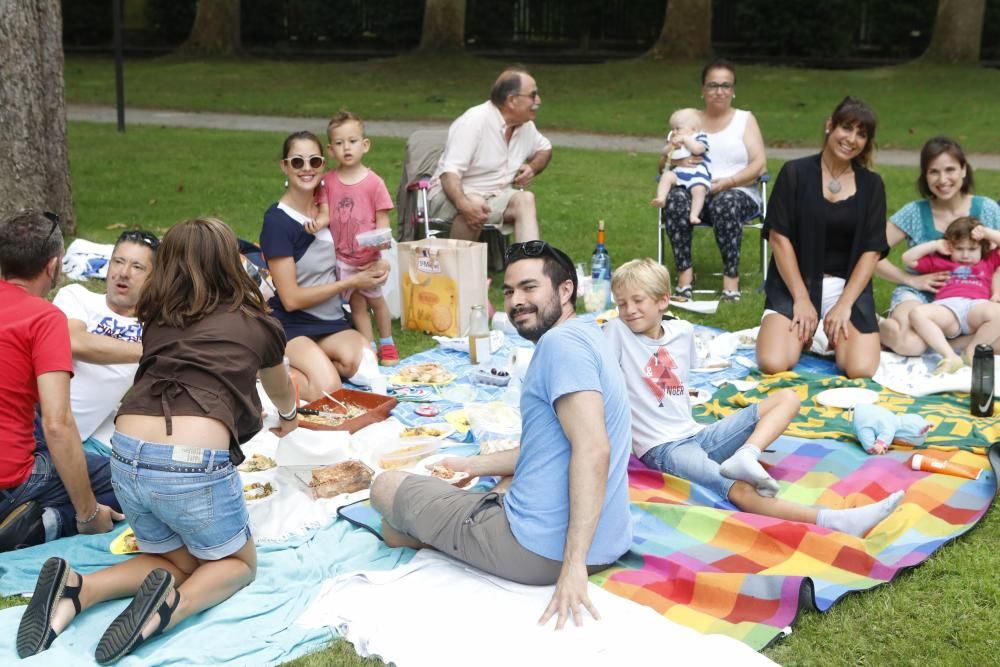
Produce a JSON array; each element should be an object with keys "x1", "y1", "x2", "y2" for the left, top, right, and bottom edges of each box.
[{"x1": 0, "y1": 209, "x2": 122, "y2": 551}]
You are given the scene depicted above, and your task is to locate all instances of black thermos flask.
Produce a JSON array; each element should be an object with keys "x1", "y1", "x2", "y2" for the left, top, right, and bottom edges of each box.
[{"x1": 971, "y1": 344, "x2": 995, "y2": 417}]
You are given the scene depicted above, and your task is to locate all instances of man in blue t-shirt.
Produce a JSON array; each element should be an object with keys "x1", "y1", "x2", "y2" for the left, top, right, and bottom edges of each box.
[{"x1": 370, "y1": 241, "x2": 633, "y2": 629}]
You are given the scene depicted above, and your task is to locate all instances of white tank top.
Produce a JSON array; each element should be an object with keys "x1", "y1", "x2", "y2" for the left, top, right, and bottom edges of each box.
[{"x1": 707, "y1": 109, "x2": 761, "y2": 206}]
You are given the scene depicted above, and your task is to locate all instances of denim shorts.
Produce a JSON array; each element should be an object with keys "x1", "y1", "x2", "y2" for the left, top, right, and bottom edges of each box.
[
  {"x1": 110, "y1": 431, "x2": 251, "y2": 560},
  {"x1": 640, "y1": 403, "x2": 760, "y2": 500},
  {"x1": 888, "y1": 284, "x2": 931, "y2": 315}
]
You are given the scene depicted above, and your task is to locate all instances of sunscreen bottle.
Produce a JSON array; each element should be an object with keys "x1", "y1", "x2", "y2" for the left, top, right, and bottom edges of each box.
[{"x1": 910, "y1": 454, "x2": 981, "y2": 480}]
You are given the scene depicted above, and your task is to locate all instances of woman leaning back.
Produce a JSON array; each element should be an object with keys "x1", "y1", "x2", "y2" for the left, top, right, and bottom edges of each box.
[
  {"x1": 756, "y1": 96, "x2": 887, "y2": 379},
  {"x1": 876, "y1": 136, "x2": 1000, "y2": 356},
  {"x1": 661, "y1": 58, "x2": 768, "y2": 302},
  {"x1": 16, "y1": 218, "x2": 299, "y2": 663}
]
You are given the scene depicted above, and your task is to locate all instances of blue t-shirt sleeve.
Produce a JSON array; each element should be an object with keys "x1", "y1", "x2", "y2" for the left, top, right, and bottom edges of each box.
[
  {"x1": 889, "y1": 201, "x2": 922, "y2": 243},
  {"x1": 979, "y1": 197, "x2": 1000, "y2": 230},
  {"x1": 538, "y1": 324, "x2": 603, "y2": 406},
  {"x1": 259, "y1": 207, "x2": 297, "y2": 260}
]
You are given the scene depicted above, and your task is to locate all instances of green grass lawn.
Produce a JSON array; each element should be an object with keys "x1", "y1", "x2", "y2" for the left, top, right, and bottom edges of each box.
[
  {"x1": 2, "y1": 120, "x2": 998, "y2": 664},
  {"x1": 65, "y1": 54, "x2": 1000, "y2": 152}
]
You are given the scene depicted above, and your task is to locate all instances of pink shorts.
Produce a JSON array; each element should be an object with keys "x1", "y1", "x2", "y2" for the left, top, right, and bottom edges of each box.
[{"x1": 337, "y1": 259, "x2": 383, "y2": 302}]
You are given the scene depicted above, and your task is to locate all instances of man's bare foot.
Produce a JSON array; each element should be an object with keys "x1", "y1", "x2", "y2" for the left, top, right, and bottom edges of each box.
[{"x1": 49, "y1": 570, "x2": 82, "y2": 635}]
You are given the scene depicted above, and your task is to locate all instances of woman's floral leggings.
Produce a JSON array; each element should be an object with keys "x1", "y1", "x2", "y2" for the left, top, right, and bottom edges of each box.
[{"x1": 661, "y1": 187, "x2": 759, "y2": 278}]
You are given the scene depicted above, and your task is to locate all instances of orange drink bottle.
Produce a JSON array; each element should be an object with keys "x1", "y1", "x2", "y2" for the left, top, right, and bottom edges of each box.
[{"x1": 910, "y1": 454, "x2": 981, "y2": 480}]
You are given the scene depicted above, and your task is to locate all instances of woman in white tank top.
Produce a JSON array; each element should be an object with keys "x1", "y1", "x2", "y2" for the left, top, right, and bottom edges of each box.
[{"x1": 660, "y1": 59, "x2": 767, "y2": 302}]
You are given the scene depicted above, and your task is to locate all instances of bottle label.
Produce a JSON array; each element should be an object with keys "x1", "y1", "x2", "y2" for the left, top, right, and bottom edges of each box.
[{"x1": 471, "y1": 335, "x2": 491, "y2": 365}]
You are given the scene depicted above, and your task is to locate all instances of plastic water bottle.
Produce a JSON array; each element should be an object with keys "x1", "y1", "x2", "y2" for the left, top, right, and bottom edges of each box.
[
  {"x1": 468, "y1": 304, "x2": 491, "y2": 365},
  {"x1": 591, "y1": 220, "x2": 612, "y2": 308},
  {"x1": 971, "y1": 344, "x2": 994, "y2": 417}
]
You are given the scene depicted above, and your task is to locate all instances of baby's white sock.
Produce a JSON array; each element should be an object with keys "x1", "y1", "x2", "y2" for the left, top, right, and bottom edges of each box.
[
  {"x1": 816, "y1": 491, "x2": 905, "y2": 537},
  {"x1": 720, "y1": 444, "x2": 780, "y2": 497}
]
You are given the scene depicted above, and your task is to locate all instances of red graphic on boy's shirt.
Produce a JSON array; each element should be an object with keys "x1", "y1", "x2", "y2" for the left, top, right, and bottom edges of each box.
[{"x1": 643, "y1": 346, "x2": 681, "y2": 407}]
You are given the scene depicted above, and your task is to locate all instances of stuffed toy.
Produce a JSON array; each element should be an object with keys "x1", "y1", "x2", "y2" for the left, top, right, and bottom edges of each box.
[{"x1": 852, "y1": 403, "x2": 931, "y2": 455}]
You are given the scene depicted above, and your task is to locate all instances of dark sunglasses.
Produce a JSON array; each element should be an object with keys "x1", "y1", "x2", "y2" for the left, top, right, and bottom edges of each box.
[
  {"x1": 504, "y1": 240, "x2": 576, "y2": 279},
  {"x1": 283, "y1": 155, "x2": 325, "y2": 170},
  {"x1": 116, "y1": 229, "x2": 160, "y2": 250},
  {"x1": 43, "y1": 211, "x2": 61, "y2": 241}
]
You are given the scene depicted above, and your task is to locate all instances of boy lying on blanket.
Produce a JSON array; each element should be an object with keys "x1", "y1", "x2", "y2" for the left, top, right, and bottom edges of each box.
[{"x1": 605, "y1": 259, "x2": 903, "y2": 537}]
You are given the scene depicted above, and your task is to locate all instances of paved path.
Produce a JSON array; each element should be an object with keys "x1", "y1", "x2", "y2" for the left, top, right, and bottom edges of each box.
[{"x1": 68, "y1": 105, "x2": 1000, "y2": 170}]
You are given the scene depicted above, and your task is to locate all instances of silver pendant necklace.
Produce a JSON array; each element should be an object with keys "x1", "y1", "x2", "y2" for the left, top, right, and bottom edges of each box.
[{"x1": 823, "y1": 158, "x2": 850, "y2": 194}]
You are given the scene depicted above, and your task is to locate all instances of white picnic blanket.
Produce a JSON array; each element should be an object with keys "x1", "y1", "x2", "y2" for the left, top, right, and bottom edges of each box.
[
  {"x1": 62, "y1": 238, "x2": 114, "y2": 280},
  {"x1": 295, "y1": 550, "x2": 775, "y2": 667},
  {"x1": 873, "y1": 351, "x2": 1000, "y2": 397}
]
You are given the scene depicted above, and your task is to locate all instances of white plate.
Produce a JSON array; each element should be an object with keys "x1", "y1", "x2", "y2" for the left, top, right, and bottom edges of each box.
[
  {"x1": 689, "y1": 388, "x2": 712, "y2": 406},
  {"x1": 815, "y1": 387, "x2": 879, "y2": 409},
  {"x1": 243, "y1": 481, "x2": 279, "y2": 503},
  {"x1": 407, "y1": 453, "x2": 473, "y2": 485},
  {"x1": 398, "y1": 422, "x2": 456, "y2": 440}
]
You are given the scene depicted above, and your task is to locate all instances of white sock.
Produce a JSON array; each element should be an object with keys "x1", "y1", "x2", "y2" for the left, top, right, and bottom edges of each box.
[
  {"x1": 817, "y1": 490, "x2": 904, "y2": 537},
  {"x1": 720, "y1": 444, "x2": 780, "y2": 497}
]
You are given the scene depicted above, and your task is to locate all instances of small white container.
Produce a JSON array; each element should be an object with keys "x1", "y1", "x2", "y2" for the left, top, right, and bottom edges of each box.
[{"x1": 356, "y1": 228, "x2": 392, "y2": 248}]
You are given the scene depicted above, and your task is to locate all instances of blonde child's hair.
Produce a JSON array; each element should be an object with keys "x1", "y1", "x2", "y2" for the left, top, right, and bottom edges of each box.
[
  {"x1": 669, "y1": 107, "x2": 703, "y2": 132},
  {"x1": 327, "y1": 110, "x2": 366, "y2": 140},
  {"x1": 612, "y1": 258, "x2": 672, "y2": 303}
]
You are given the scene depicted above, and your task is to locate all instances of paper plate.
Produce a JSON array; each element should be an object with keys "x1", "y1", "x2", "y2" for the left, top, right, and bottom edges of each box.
[
  {"x1": 689, "y1": 388, "x2": 712, "y2": 406},
  {"x1": 243, "y1": 481, "x2": 279, "y2": 503},
  {"x1": 815, "y1": 387, "x2": 879, "y2": 409},
  {"x1": 399, "y1": 422, "x2": 455, "y2": 440},
  {"x1": 110, "y1": 527, "x2": 140, "y2": 555},
  {"x1": 408, "y1": 453, "x2": 473, "y2": 486},
  {"x1": 392, "y1": 386, "x2": 436, "y2": 402}
]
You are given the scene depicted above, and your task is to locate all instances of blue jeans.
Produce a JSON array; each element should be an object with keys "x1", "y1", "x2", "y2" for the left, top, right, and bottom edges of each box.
[
  {"x1": 110, "y1": 432, "x2": 251, "y2": 560},
  {"x1": 0, "y1": 417, "x2": 118, "y2": 541},
  {"x1": 640, "y1": 403, "x2": 760, "y2": 499}
]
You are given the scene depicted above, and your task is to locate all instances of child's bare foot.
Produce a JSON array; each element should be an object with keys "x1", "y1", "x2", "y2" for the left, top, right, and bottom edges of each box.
[
  {"x1": 689, "y1": 215, "x2": 701, "y2": 225},
  {"x1": 650, "y1": 198, "x2": 665, "y2": 208}
]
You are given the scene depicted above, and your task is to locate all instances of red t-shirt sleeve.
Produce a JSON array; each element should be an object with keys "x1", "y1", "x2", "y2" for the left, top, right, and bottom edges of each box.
[
  {"x1": 32, "y1": 307, "x2": 73, "y2": 377},
  {"x1": 373, "y1": 173, "x2": 394, "y2": 212},
  {"x1": 916, "y1": 254, "x2": 951, "y2": 274}
]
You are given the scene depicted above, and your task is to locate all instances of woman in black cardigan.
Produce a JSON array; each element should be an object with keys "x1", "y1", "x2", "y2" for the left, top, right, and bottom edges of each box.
[{"x1": 756, "y1": 97, "x2": 887, "y2": 379}]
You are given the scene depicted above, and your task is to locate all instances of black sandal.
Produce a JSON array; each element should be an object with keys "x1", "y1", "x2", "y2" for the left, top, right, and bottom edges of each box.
[
  {"x1": 673, "y1": 285, "x2": 694, "y2": 302},
  {"x1": 16, "y1": 556, "x2": 83, "y2": 657},
  {"x1": 95, "y1": 568, "x2": 179, "y2": 664}
]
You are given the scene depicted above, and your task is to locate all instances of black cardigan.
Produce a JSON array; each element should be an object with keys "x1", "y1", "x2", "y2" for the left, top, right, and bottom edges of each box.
[{"x1": 763, "y1": 154, "x2": 888, "y2": 334}]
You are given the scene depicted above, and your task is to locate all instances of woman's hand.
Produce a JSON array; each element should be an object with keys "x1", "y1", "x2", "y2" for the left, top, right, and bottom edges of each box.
[
  {"x1": 671, "y1": 155, "x2": 704, "y2": 170},
  {"x1": 351, "y1": 260, "x2": 390, "y2": 290},
  {"x1": 907, "y1": 271, "x2": 949, "y2": 293},
  {"x1": 823, "y1": 301, "x2": 852, "y2": 348},
  {"x1": 710, "y1": 176, "x2": 736, "y2": 194},
  {"x1": 790, "y1": 298, "x2": 819, "y2": 345}
]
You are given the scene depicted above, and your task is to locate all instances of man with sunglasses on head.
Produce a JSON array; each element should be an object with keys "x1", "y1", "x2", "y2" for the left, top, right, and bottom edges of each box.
[
  {"x1": 427, "y1": 67, "x2": 551, "y2": 243},
  {"x1": 371, "y1": 241, "x2": 632, "y2": 630},
  {"x1": 53, "y1": 229, "x2": 159, "y2": 456},
  {"x1": 0, "y1": 209, "x2": 123, "y2": 552}
]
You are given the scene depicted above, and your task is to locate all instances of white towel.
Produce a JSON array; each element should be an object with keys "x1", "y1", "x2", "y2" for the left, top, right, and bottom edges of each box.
[
  {"x1": 296, "y1": 550, "x2": 775, "y2": 667},
  {"x1": 872, "y1": 351, "x2": 1000, "y2": 397}
]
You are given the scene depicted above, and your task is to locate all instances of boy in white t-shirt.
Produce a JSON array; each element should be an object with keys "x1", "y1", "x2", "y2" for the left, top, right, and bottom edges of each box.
[{"x1": 604, "y1": 259, "x2": 903, "y2": 537}]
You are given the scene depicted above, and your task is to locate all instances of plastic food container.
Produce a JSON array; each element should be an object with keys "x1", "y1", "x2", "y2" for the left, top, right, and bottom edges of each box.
[
  {"x1": 298, "y1": 388, "x2": 397, "y2": 433},
  {"x1": 356, "y1": 228, "x2": 392, "y2": 248},
  {"x1": 374, "y1": 436, "x2": 440, "y2": 470},
  {"x1": 471, "y1": 368, "x2": 511, "y2": 386}
]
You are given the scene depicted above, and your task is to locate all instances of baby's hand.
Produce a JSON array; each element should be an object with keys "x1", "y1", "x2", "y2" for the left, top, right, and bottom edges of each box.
[
  {"x1": 936, "y1": 239, "x2": 953, "y2": 255},
  {"x1": 305, "y1": 218, "x2": 330, "y2": 234},
  {"x1": 971, "y1": 226, "x2": 986, "y2": 241},
  {"x1": 650, "y1": 197, "x2": 666, "y2": 208}
]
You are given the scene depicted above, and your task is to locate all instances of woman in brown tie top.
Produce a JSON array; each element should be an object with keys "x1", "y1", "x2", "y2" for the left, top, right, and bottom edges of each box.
[{"x1": 17, "y1": 218, "x2": 299, "y2": 664}]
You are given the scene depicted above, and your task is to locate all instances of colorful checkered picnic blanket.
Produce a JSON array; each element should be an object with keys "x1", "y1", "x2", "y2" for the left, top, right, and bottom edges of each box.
[
  {"x1": 593, "y1": 437, "x2": 998, "y2": 650},
  {"x1": 698, "y1": 370, "x2": 1000, "y2": 453}
]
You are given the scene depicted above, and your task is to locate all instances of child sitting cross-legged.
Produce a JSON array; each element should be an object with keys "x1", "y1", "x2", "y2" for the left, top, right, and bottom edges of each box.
[{"x1": 604, "y1": 258, "x2": 903, "y2": 537}]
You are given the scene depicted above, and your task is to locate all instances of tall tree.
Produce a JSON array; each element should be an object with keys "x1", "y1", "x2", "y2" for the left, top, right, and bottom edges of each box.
[
  {"x1": 180, "y1": 0, "x2": 241, "y2": 56},
  {"x1": 0, "y1": 0, "x2": 75, "y2": 233},
  {"x1": 418, "y1": 0, "x2": 465, "y2": 52},
  {"x1": 921, "y1": 0, "x2": 986, "y2": 64},
  {"x1": 646, "y1": 0, "x2": 712, "y2": 59}
]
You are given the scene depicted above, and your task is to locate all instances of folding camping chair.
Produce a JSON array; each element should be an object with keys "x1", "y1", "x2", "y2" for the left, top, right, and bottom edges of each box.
[
  {"x1": 655, "y1": 174, "x2": 771, "y2": 294},
  {"x1": 395, "y1": 129, "x2": 512, "y2": 272}
]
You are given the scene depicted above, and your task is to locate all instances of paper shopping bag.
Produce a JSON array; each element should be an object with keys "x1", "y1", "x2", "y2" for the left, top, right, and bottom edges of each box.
[{"x1": 398, "y1": 238, "x2": 488, "y2": 337}]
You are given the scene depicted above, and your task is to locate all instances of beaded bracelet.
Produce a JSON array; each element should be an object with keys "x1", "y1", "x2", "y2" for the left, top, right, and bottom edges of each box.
[
  {"x1": 75, "y1": 505, "x2": 99, "y2": 525},
  {"x1": 277, "y1": 404, "x2": 298, "y2": 422}
]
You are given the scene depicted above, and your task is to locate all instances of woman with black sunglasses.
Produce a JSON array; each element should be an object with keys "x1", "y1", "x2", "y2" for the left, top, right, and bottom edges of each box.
[{"x1": 259, "y1": 131, "x2": 388, "y2": 400}]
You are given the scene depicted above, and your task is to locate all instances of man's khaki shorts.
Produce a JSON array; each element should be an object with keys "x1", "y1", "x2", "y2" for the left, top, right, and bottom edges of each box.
[
  {"x1": 392, "y1": 474, "x2": 564, "y2": 585},
  {"x1": 427, "y1": 188, "x2": 517, "y2": 234}
]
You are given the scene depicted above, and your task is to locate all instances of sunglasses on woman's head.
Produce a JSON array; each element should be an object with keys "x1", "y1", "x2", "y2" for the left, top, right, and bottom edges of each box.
[{"x1": 283, "y1": 155, "x2": 325, "y2": 170}]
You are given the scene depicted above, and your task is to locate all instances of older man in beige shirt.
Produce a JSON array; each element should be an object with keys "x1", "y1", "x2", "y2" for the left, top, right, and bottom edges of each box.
[{"x1": 427, "y1": 68, "x2": 552, "y2": 243}]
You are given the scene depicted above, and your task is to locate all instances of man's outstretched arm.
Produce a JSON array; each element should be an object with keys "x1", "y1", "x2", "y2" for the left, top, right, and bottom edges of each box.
[{"x1": 538, "y1": 389, "x2": 609, "y2": 629}]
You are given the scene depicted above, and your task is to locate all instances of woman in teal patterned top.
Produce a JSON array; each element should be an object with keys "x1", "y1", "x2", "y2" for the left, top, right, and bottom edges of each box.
[{"x1": 877, "y1": 137, "x2": 1000, "y2": 355}]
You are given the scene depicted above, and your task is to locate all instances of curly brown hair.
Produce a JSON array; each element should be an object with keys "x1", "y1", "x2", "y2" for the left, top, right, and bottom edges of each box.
[{"x1": 943, "y1": 216, "x2": 990, "y2": 256}]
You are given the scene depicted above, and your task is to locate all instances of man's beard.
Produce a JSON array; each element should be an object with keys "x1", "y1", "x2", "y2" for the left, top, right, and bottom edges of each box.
[{"x1": 509, "y1": 292, "x2": 561, "y2": 343}]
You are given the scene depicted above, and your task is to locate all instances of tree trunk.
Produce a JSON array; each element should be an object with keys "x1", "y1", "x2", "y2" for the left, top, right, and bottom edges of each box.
[
  {"x1": 180, "y1": 0, "x2": 241, "y2": 56},
  {"x1": 418, "y1": 0, "x2": 465, "y2": 52},
  {"x1": 0, "y1": 0, "x2": 75, "y2": 234},
  {"x1": 646, "y1": 0, "x2": 712, "y2": 60},
  {"x1": 921, "y1": 0, "x2": 986, "y2": 64}
]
